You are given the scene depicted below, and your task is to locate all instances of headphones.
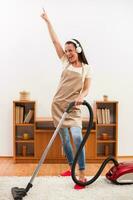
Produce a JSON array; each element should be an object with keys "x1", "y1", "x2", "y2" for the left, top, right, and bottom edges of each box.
[{"x1": 68, "y1": 39, "x2": 82, "y2": 54}]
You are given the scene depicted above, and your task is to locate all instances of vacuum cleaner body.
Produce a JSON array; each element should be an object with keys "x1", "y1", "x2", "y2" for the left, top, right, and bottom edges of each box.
[{"x1": 106, "y1": 162, "x2": 133, "y2": 184}]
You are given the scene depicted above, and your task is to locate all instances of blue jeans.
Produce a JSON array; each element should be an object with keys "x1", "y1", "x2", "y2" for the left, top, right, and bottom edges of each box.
[{"x1": 59, "y1": 127, "x2": 85, "y2": 170}]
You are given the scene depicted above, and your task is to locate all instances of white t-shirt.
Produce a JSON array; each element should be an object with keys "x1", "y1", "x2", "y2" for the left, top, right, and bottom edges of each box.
[{"x1": 60, "y1": 55, "x2": 92, "y2": 82}]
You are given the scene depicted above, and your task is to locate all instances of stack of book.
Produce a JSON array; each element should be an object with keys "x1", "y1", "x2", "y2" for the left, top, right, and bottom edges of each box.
[
  {"x1": 15, "y1": 106, "x2": 24, "y2": 123},
  {"x1": 97, "y1": 108, "x2": 111, "y2": 124},
  {"x1": 15, "y1": 107, "x2": 33, "y2": 124}
]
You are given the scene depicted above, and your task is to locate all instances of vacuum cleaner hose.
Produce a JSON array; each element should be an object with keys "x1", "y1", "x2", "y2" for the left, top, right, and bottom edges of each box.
[{"x1": 71, "y1": 100, "x2": 119, "y2": 186}]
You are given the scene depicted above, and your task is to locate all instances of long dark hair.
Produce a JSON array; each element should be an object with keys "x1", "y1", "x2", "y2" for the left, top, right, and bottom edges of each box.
[{"x1": 65, "y1": 39, "x2": 88, "y2": 64}]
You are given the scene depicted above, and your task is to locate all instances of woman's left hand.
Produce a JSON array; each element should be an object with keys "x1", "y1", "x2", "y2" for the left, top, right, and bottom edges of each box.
[{"x1": 75, "y1": 95, "x2": 84, "y2": 106}]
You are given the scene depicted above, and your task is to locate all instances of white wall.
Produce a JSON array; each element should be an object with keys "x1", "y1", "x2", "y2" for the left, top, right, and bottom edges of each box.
[{"x1": 0, "y1": 0, "x2": 133, "y2": 156}]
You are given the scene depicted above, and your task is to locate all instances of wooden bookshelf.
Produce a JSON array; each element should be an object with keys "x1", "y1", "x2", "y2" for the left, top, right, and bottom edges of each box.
[
  {"x1": 13, "y1": 101, "x2": 118, "y2": 163},
  {"x1": 13, "y1": 101, "x2": 36, "y2": 162},
  {"x1": 95, "y1": 101, "x2": 118, "y2": 159}
]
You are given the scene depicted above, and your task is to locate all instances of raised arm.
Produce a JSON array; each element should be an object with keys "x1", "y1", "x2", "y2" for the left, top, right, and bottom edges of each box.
[{"x1": 41, "y1": 9, "x2": 65, "y2": 59}]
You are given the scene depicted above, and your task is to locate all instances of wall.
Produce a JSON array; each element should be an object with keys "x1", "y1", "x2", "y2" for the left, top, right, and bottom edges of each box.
[{"x1": 0, "y1": 0, "x2": 133, "y2": 156}]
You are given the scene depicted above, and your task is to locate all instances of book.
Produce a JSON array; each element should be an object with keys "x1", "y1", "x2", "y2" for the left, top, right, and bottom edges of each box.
[
  {"x1": 107, "y1": 109, "x2": 111, "y2": 124},
  {"x1": 19, "y1": 106, "x2": 24, "y2": 123},
  {"x1": 97, "y1": 109, "x2": 102, "y2": 124},
  {"x1": 24, "y1": 110, "x2": 34, "y2": 123},
  {"x1": 15, "y1": 106, "x2": 20, "y2": 123},
  {"x1": 105, "y1": 108, "x2": 108, "y2": 124},
  {"x1": 102, "y1": 109, "x2": 105, "y2": 124}
]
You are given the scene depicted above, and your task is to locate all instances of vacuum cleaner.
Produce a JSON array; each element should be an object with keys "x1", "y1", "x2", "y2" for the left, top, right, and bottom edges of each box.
[{"x1": 11, "y1": 101, "x2": 133, "y2": 200}]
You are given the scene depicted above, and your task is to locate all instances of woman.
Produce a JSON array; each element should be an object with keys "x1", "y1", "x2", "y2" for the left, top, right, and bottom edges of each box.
[{"x1": 41, "y1": 10, "x2": 92, "y2": 190}]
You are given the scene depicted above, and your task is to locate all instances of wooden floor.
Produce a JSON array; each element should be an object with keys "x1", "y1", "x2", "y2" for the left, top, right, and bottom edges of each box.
[{"x1": 0, "y1": 157, "x2": 132, "y2": 176}]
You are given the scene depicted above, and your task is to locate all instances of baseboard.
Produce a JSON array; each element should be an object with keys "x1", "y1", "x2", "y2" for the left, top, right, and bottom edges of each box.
[
  {"x1": 0, "y1": 156, "x2": 133, "y2": 160},
  {"x1": 0, "y1": 156, "x2": 13, "y2": 158},
  {"x1": 118, "y1": 156, "x2": 133, "y2": 158}
]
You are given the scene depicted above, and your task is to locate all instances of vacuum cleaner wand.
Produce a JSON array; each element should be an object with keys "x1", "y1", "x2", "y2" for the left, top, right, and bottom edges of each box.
[{"x1": 11, "y1": 101, "x2": 75, "y2": 200}]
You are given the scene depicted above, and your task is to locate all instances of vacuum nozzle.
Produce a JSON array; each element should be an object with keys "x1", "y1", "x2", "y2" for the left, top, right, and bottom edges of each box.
[
  {"x1": 11, "y1": 187, "x2": 27, "y2": 200},
  {"x1": 11, "y1": 182, "x2": 32, "y2": 199}
]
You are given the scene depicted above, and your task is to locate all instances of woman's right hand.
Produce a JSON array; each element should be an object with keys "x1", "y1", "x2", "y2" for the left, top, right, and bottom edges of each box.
[
  {"x1": 41, "y1": 9, "x2": 49, "y2": 23},
  {"x1": 40, "y1": 9, "x2": 64, "y2": 59}
]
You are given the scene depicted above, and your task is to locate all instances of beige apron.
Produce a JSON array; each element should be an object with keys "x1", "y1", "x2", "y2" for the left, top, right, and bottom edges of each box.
[{"x1": 51, "y1": 65, "x2": 84, "y2": 128}]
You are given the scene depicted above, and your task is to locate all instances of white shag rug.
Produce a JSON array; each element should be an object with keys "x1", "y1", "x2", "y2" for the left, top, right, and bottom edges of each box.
[{"x1": 0, "y1": 176, "x2": 133, "y2": 200}]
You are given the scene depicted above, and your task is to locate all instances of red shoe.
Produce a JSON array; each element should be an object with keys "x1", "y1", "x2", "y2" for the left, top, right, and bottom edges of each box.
[
  {"x1": 60, "y1": 170, "x2": 71, "y2": 176},
  {"x1": 74, "y1": 178, "x2": 87, "y2": 190}
]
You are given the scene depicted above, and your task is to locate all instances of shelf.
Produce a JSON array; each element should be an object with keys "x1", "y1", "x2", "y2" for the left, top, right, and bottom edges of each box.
[
  {"x1": 35, "y1": 117, "x2": 96, "y2": 130},
  {"x1": 15, "y1": 140, "x2": 34, "y2": 143},
  {"x1": 97, "y1": 140, "x2": 116, "y2": 143},
  {"x1": 97, "y1": 124, "x2": 116, "y2": 127},
  {"x1": 13, "y1": 101, "x2": 36, "y2": 162},
  {"x1": 96, "y1": 101, "x2": 118, "y2": 104},
  {"x1": 15, "y1": 123, "x2": 34, "y2": 126},
  {"x1": 13, "y1": 101, "x2": 35, "y2": 103},
  {"x1": 96, "y1": 101, "x2": 118, "y2": 159},
  {"x1": 35, "y1": 129, "x2": 55, "y2": 132}
]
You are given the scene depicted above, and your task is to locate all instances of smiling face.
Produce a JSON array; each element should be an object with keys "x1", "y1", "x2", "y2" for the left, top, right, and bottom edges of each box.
[{"x1": 65, "y1": 43, "x2": 79, "y2": 64}]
